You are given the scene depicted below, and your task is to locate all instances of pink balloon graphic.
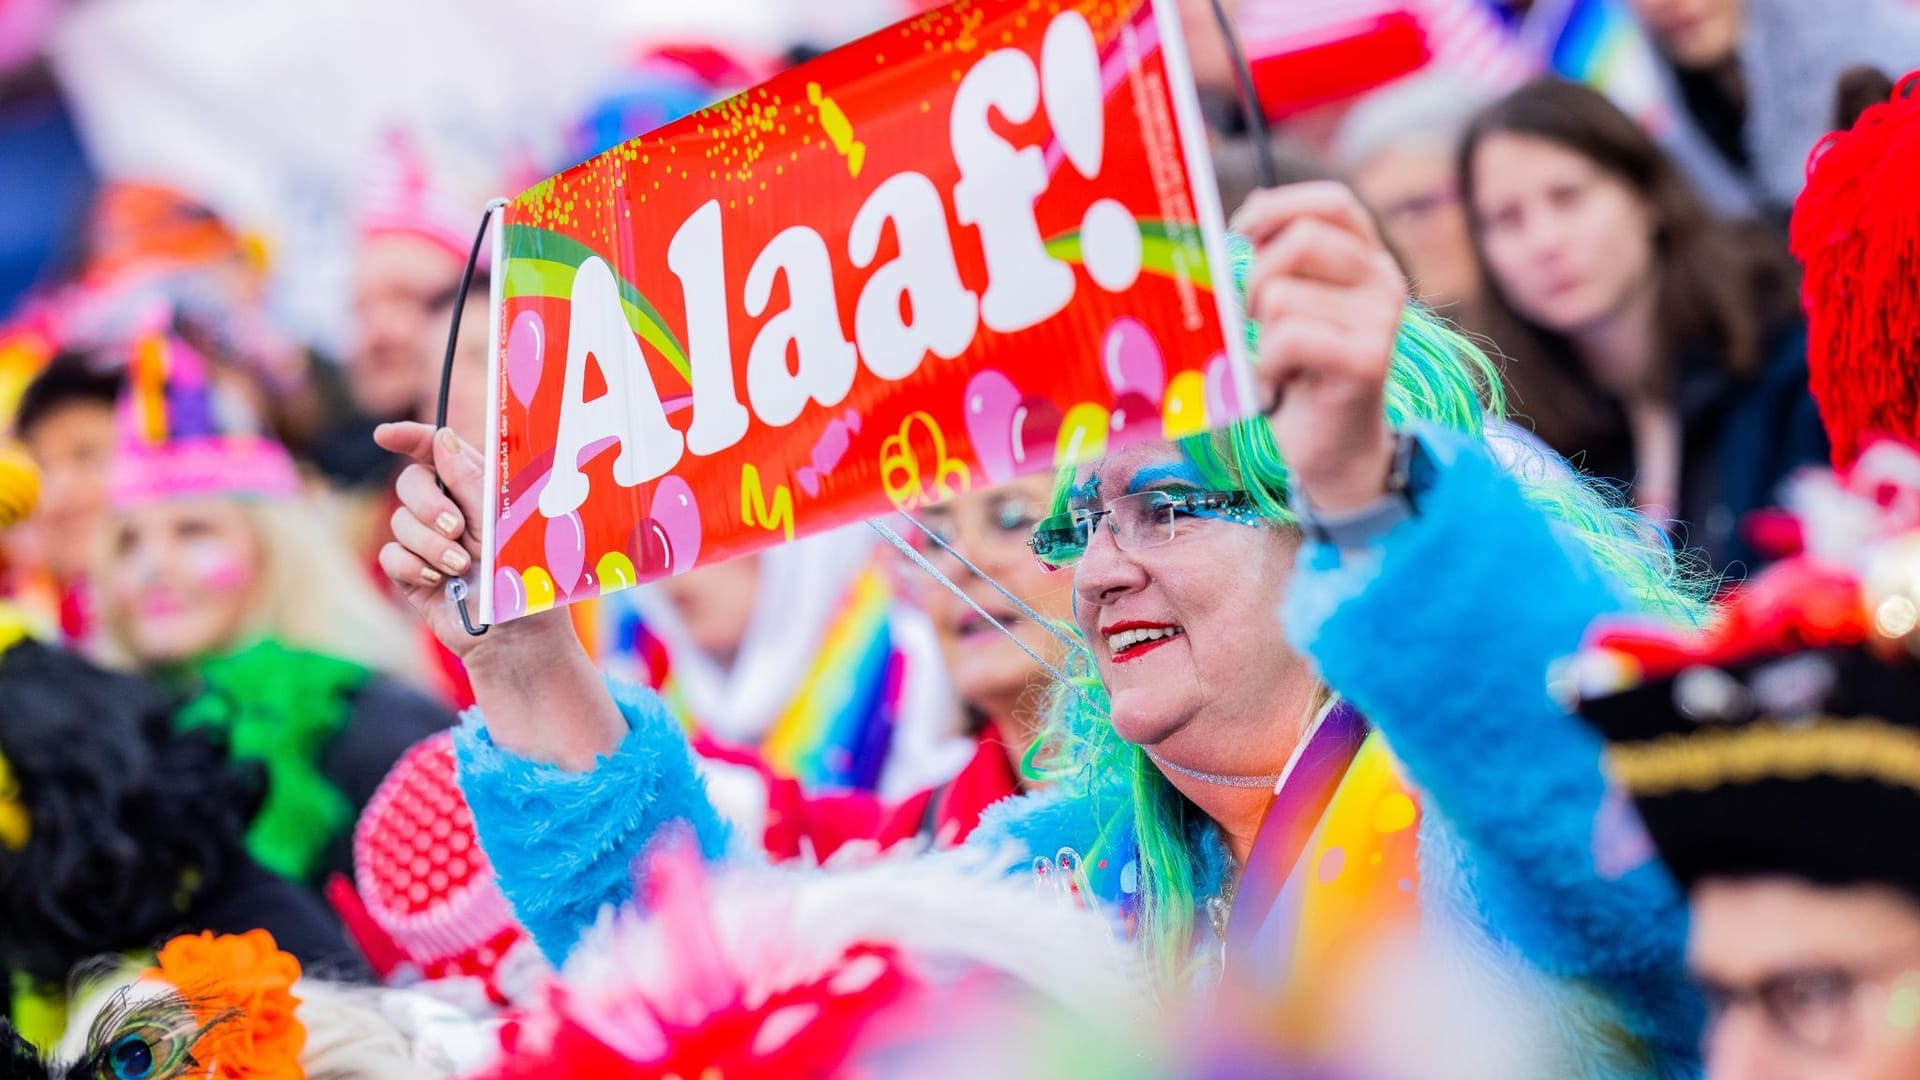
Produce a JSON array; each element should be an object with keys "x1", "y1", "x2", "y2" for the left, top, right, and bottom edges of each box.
[
  {"x1": 1101, "y1": 316, "x2": 1166, "y2": 403},
  {"x1": 505, "y1": 310, "x2": 546, "y2": 407},
  {"x1": 963, "y1": 369, "x2": 1023, "y2": 484},
  {"x1": 634, "y1": 519, "x2": 671, "y2": 577},
  {"x1": 492, "y1": 566, "x2": 526, "y2": 621},
  {"x1": 649, "y1": 475, "x2": 703, "y2": 573},
  {"x1": 1204, "y1": 351, "x2": 1245, "y2": 420},
  {"x1": 1010, "y1": 395, "x2": 1063, "y2": 472},
  {"x1": 1109, "y1": 391, "x2": 1159, "y2": 447},
  {"x1": 545, "y1": 511, "x2": 587, "y2": 594}
]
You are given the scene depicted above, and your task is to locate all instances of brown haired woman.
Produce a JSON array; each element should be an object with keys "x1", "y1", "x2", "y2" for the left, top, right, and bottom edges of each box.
[{"x1": 1458, "y1": 77, "x2": 1827, "y2": 579}]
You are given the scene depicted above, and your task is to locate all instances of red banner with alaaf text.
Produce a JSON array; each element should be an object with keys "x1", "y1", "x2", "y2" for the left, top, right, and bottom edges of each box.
[{"x1": 482, "y1": 0, "x2": 1249, "y2": 623}]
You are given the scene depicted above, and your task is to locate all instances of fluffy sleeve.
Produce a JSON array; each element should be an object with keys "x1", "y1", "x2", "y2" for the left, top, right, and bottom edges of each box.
[
  {"x1": 453, "y1": 680, "x2": 730, "y2": 966},
  {"x1": 1282, "y1": 424, "x2": 1701, "y2": 1051}
]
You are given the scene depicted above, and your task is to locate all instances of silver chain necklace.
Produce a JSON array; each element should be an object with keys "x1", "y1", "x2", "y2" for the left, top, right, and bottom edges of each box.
[{"x1": 1143, "y1": 748, "x2": 1282, "y2": 790}]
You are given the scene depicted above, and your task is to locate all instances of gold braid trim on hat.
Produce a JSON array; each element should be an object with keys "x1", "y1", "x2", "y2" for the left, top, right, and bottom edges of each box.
[{"x1": 1607, "y1": 718, "x2": 1920, "y2": 797}]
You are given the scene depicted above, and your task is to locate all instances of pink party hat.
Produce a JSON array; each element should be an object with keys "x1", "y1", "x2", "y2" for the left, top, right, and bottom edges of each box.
[
  {"x1": 357, "y1": 129, "x2": 483, "y2": 260},
  {"x1": 106, "y1": 330, "x2": 300, "y2": 507}
]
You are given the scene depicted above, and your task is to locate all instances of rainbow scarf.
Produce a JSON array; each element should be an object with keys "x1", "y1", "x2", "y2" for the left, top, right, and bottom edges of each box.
[
  {"x1": 1223, "y1": 704, "x2": 1424, "y2": 1043},
  {"x1": 619, "y1": 566, "x2": 907, "y2": 792}
]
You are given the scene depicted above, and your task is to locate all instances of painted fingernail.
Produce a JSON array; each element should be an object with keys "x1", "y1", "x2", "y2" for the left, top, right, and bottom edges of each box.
[
  {"x1": 439, "y1": 427, "x2": 461, "y2": 455},
  {"x1": 435, "y1": 512, "x2": 461, "y2": 538},
  {"x1": 420, "y1": 566, "x2": 445, "y2": 586},
  {"x1": 441, "y1": 547, "x2": 471, "y2": 574}
]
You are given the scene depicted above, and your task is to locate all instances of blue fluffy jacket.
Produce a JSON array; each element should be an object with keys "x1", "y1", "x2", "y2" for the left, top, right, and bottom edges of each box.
[{"x1": 454, "y1": 425, "x2": 1700, "y2": 1077}]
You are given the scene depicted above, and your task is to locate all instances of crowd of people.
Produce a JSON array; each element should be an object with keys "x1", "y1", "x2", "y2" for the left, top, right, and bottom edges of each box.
[{"x1": 1, "y1": 0, "x2": 1918, "y2": 1077}]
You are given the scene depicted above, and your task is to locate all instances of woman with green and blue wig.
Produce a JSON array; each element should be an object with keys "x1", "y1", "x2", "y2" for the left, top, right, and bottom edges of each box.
[{"x1": 379, "y1": 182, "x2": 1707, "y2": 1076}]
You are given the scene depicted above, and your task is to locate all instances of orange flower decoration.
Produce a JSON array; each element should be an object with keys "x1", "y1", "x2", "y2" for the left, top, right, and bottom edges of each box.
[{"x1": 148, "y1": 930, "x2": 307, "y2": 1080}]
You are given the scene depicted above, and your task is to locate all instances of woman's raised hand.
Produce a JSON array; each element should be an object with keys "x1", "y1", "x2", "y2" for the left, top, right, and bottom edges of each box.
[
  {"x1": 373, "y1": 421, "x2": 620, "y2": 769},
  {"x1": 1232, "y1": 182, "x2": 1408, "y2": 515},
  {"x1": 373, "y1": 422, "x2": 576, "y2": 659}
]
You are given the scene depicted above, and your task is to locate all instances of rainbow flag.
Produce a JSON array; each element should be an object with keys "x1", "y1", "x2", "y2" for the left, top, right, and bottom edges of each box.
[
  {"x1": 612, "y1": 565, "x2": 907, "y2": 793},
  {"x1": 756, "y1": 567, "x2": 904, "y2": 791},
  {"x1": 1509, "y1": 0, "x2": 1670, "y2": 125}
]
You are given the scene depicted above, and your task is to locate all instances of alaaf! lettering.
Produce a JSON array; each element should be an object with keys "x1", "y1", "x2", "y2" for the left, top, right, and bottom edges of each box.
[{"x1": 540, "y1": 9, "x2": 1140, "y2": 519}]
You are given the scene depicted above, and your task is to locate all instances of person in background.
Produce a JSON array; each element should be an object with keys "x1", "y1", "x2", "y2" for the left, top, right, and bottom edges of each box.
[
  {"x1": 1332, "y1": 69, "x2": 1491, "y2": 321},
  {"x1": 1574, "y1": 441, "x2": 1920, "y2": 1080},
  {"x1": 1459, "y1": 77, "x2": 1826, "y2": 577},
  {"x1": 1621, "y1": 0, "x2": 1920, "y2": 222},
  {"x1": 687, "y1": 475, "x2": 1074, "y2": 860},
  {"x1": 7, "y1": 331, "x2": 292, "y2": 644},
  {"x1": 90, "y1": 331, "x2": 451, "y2": 887},
  {"x1": 10, "y1": 354, "x2": 117, "y2": 640},
  {"x1": 1579, "y1": 74, "x2": 1920, "y2": 1079},
  {"x1": 903, "y1": 477, "x2": 1068, "y2": 793},
  {"x1": 312, "y1": 131, "x2": 474, "y2": 492},
  {"x1": 599, "y1": 528, "x2": 968, "y2": 802}
]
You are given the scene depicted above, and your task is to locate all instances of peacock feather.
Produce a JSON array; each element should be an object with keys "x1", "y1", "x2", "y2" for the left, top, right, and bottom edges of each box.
[
  {"x1": 64, "y1": 987, "x2": 234, "y2": 1080},
  {"x1": 7, "y1": 986, "x2": 237, "y2": 1080}
]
